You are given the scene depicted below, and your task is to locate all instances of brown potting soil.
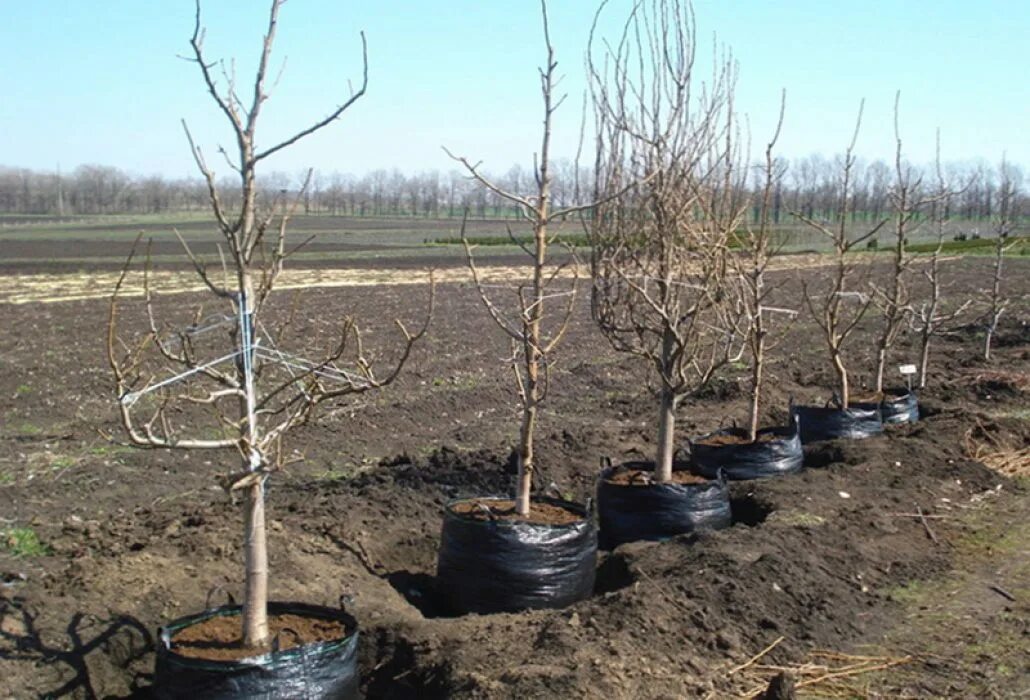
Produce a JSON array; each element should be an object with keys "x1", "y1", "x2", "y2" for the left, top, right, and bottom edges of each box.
[
  {"x1": 693, "y1": 431, "x2": 780, "y2": 447},
  {"x1": 450, "y1": 498, "x2": 584, "y2": 526},
  {"x1": 606, "y1": 469, "x2": 710, "y2": 486},
  {"x1": 169, "y1": 612, "x2": 351, "y2": 661}
]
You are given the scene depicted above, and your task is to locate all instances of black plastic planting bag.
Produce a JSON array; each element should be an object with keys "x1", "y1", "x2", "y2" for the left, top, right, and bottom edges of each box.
[
  {"x1": 689, "y1": 422, "x2": 804, "y2": 480},
  {"x1": 795, "y1": 404, "x2": 883, "y2": 443},
  {"x1": 878, "y1": 389, "x2": 919, "y2": 424},
  {"x1": 597, "y1": 463, "x2": 731, "y2": 549},
  {"x1": 436, "y1": 497, "x2": 597, "y2": 614},
  {"x1": 153, "y1": 602, "x2": 359, "y2": 700}
]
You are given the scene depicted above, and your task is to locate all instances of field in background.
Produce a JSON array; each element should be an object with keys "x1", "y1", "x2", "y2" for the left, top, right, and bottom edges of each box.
[{"x1": 2, "y1": 213, "x2": 1027, "y2": 270}]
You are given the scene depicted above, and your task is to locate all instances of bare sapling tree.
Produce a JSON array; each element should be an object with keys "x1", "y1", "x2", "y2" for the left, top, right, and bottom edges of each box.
[
  {"x1": 869, "y1": 93, "x2": 953, "y2": 395},
  {"x1": 982, "y1": 157, "x2": 1019, "y2": 361},
  {"x1": 444, "y1": 0, "x2": 613, "y2": 517},
  {"x1": 911, "y1": 131, "x2": 972, "y2": 388},
  {"x1": 589, "y1": 0, "x2": 748, "y2": 482},
  {"x1": 794, "y1": 102, "x2": 887, "y2": 408},
  {"x1": 736, "y1": 90, "x2": 794, "y2": 442},
  {"x1": 107, "y1": 1, "x2": 432, "y2": 649}
]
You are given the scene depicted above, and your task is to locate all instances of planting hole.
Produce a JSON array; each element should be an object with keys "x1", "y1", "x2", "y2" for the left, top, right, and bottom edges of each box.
[
  {"x1": 364, "y1": 633, "x2": 453, "y2": 699},
  {"x1": 386, "y1": 571, "x2": 458, "y2": 619},
  {"x1": 594, "y1": 552, "x2": 636, "y2": 595},
  {"x1": 730, "y1": 494, "x2": 773, "y2": 527}
]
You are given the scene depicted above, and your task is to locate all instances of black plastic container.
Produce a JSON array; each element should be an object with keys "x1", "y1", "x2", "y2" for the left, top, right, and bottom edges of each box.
[
  {"x1": 795, "y1": 404, "x2": 884, "y2": 443},
  {"x1": 436, "y1": 496, "x2": 597, "y2": 614},
  {"x1": 689, "y1": 421, "x2": 804, "y2": 480},
  {"x1": 597, "y1": 461, "x2": 732, "y2": 549},
  {"x1": 153, "y1": 601, "x2": 359, "y2": 700},
  {"x1": 877, "y1": 389, "x2": 919, "y2": 424}
]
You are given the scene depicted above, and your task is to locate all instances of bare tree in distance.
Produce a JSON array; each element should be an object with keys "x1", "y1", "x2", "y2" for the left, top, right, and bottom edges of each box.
[
  {"x1": 107, "y1": 0, "x2": 433, "y2": 649},
  {"x1": 589, "y1": 0, "x2": 748, "y2": 482},
  {"x1": 794, "y1": 101, "x2": 888, "y2": 408},
  {"x1": 911, "y1": 130, "x2": 973, "y2": 388},
  {"x1": 982, "y1": 157, "x2": 1020, "y2": 361},
  {"x1": 443, "y1": 0, "x2": 621, "y2": 517}
]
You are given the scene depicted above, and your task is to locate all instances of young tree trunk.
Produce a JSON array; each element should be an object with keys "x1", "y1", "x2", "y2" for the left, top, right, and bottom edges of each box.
[
  {"x1": 655, "y1": 383, "x2": 676, "y2": 483},
  {"x1": 832, "y1": 349, "x2": 850, "y2": 408},
  {"x1": 654, "y1": 328, "x2": 677, "y2": 482},
  {"x1": 748, "y1": 349, "x2": 763, "y2": 442},
  {"x1": 984, "y1": 240, "x2": 1005, "y2": 361},
  {"x1": 918, "y1": 330, "x2": 932, "y2": 389},
  {"x1": 516, "y1": 352, "x2": 539, "y2": 516},
  {"x1": 874, "y1": 346, "x2": 887, "y2": 396},
  {"x1": 239, "y1": 273, "x2": 269, "y2": 649},
  {"x1": 242, "y1": 482, "x2": 269, "y2": 647}
]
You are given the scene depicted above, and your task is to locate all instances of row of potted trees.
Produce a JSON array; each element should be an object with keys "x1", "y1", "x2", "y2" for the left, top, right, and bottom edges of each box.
[{"x1": 105, "y1": 1, "x2": 994, "y2": 697}]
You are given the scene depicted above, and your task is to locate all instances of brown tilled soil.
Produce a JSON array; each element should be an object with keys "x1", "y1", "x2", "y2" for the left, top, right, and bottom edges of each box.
[{"x1": 0, "y1": 255, "x2": 1027, "y2": 698}]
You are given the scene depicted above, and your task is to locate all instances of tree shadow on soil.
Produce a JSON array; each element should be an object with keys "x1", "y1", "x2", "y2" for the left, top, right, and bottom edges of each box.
[{"x1": 0, "y1": 597, "x2": 152, "y2": 699}]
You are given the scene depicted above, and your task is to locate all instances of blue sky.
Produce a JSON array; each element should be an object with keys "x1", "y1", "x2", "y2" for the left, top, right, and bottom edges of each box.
[{"x1": 1, "y1": 1, "x2": 1026, "y2": 179}]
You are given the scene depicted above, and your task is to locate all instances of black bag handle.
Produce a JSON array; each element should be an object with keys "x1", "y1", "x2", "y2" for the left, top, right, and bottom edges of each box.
[
  {"x1": 272, "y1": 627, "x2": 302, "y2": 653},
  {"x1": 204, "y1": 585, "x2": 236, "y2": 611}
]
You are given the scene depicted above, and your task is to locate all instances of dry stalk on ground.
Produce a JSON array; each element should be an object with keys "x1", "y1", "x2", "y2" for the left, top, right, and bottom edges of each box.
[
  {"x1": 726, "y1": 642, "x2": 914, "y2": 699},
  {"x1": 963, "y1": 416, "x2": 1030, "y2": 478},
  {"x1": 589, "y1": 0, "x2": 748, "y2": 481},
  {"x1": 107, "y1": 0, "x2": 432, "y2": 648}
]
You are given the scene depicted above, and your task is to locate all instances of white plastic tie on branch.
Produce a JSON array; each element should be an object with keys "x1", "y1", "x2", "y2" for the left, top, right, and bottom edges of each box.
[
  {"x1": 256, "y1": 319, "x2": 313, "y2": 401},
  {"x1": 238, "y1": 292, "x2": 261, "y2": 473},
  {"x1": 120, "y1": 348, "x2": 245, "y2": 407},
  {"x1": 762, "y1": 306, "x2": 799, "y2": 316},
  {"x1": 833, "y1": 291, "x2": 869, "y2": 303},
  {"x1": 253, "y1": 318, "x2": 374, "y2": 389},
  {"x1": 252, "y1": 347, "x2": 373, "y2": 389},
  {"x1": 184, "y1": 314, "x2": 235, "y2": 337},
  {"x1": 627, "y1": 274, "x2": 708, "y2": 291}
]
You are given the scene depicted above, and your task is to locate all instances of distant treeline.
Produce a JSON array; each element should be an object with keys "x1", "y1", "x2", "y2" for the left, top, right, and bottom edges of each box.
[{"x1": 0, "y1": 157, "x2": 1025, "y2": 226}]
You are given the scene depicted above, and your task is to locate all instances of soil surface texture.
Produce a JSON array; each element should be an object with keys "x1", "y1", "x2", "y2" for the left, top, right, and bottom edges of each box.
[{"x1": 0, "y1": 254, "x2": 1028, "y2": 698}]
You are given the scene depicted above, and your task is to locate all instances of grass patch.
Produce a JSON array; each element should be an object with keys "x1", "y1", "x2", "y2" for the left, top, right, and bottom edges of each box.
[
  {"x1": 89, "y1": 444, "x2": 135, "y2": 457},
  {"x1": 904, "y1": 235, "x2": 1030, "y2": 255},
  {"x1": 1, "y1": 527, "x2": 51, "y2": 557},
  {"x1": 50, "y1": 454, "x2": 78, "y2": 470}
]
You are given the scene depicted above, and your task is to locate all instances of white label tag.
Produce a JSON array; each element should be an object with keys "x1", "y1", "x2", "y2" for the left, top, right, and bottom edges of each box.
[{"x1": 899, "y1": 364, "x2": 917, "y2": 375}]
